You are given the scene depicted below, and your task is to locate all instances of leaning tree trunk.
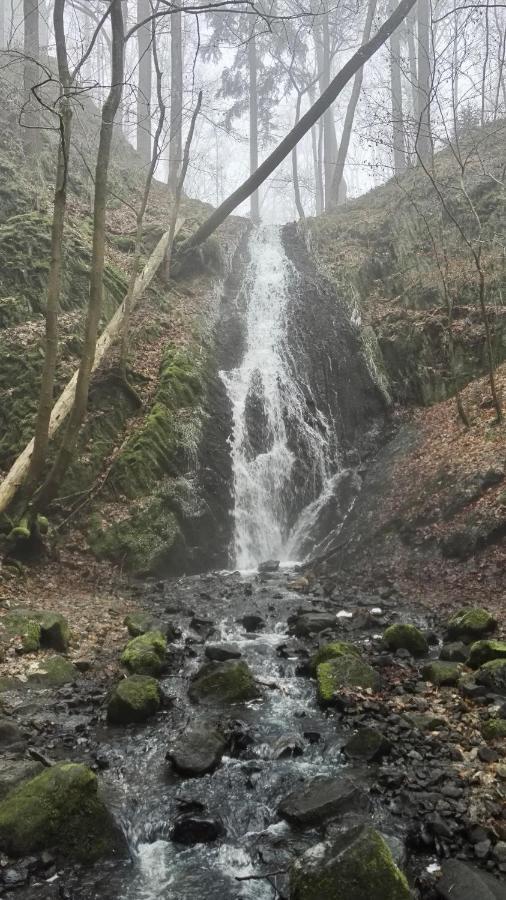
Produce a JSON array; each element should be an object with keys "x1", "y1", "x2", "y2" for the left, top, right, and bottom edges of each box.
[
  {"x1": 177, "y1": 0, "x2": 417, "y2": 254},
  {"x1": 136, "y1": 0, "x2": 152, "y2": 165},
  {"x1": 168, "y1": 5, "x2": 183, "y2": 194},
  {"x1": 23, "y1": 0, "x2": 40, "y2": 154},
  {"x1": 248, "y1": 32, "x2": 260, "y2": 223},
  {"x1": 389, "y1": 0, "x2": 407, "y2": 175},
  {"x1": 330, "y1": 0, "x2": 377, "y2": 206},
  {"x1": 25, "y1": 0, "x2": 72, "y2": 495},
  {"x1": 416, "y1": 0, "x2": 432, "y2": 163},
  {"x1": 34, "y1": 0, "x2": 125, "y2": 511}
]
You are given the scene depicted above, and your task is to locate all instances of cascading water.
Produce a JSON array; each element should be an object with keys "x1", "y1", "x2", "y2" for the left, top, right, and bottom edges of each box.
[{"x1": 221, "y1": 225, "x2": 337, "y2": 568}]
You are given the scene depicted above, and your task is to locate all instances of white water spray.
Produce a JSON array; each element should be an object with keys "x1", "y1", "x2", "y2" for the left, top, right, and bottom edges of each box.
[{"x1": 221, "y1": 226, "x2": 337, "y2": 568}]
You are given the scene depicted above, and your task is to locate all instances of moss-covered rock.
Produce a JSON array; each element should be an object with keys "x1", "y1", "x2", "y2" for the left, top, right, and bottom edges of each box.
[
  {"x1": 107, "y1": 675, "x2": 161, "y2": 724},
  {"x1": 121, "y1": 631, "x2": 167, "y2": 676},
  {"x1": 27, "y1": 655, "x2": 77, "y2": 686},
  {"x1": 446, "y1": 608, "x2": 497, "y2": 641},
  {"x1": 188, "y1": 660, "x2": 260, "y2": 704},
  {"x1": 475, "y1": 658, "x2": 506, "y2": 695},
  {"x1": 0, "y1": 759, "x2": 44, "y2": 801},
  {"x1": 422, "y1": 660, "x2": 463, "y2": 686},
  {"x1": 311, "y1": 641, "x2": 360, "y2": 673},
  {"x1": 467, "y1": 640, "x2": 506, "y2": 669},
  {"x1": 0, "y1": 762, "x2": 124, "y2": 862},
  {"x1": 482, "y1": 718, "x2": 506, "y2": 740},
  {"x1": 289, "y1": 824, "x2": 411, "y2": 900},
  {"x1": 3, "y1": 609, "x2": 70, "y2": 654},
  {"x1": 124, "y1": 612, "x2": 160, "y2": 638},
  {"x1": 316, "y1": 656, "x2": 379, "y2": 704},
  {"x1": 382, "y1": 623, "x2": 428, "y2": 656}
]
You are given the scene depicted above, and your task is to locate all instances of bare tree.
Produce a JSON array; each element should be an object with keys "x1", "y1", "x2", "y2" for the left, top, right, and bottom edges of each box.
[
  {"x1": 137, "y1": 0, "x2": 152, "y2": 164},
  {"x1": 416, "y1": 0, "x2": 432, "y2": 162},
  {"x1": 248, "y1": 30, "x2": 260, "y2": 222},
  {"x1": 23, "y1": 0, "x2": 40, "y2": 153},
  {"x1": 168, "y1": 3, "x2": 183, "y2": 194},
  {"x1": 390, "y1": 0, "x2": 407, "y2": 175}
]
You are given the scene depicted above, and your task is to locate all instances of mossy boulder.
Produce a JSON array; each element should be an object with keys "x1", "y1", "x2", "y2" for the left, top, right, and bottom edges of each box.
[
  {"x1": 467, "y1": 640, "x2": 506, "y2": 669},
  {"x1": 124, "y1": 612, "x2": 161, "y2": 638},
  {"x1": 0, "y1": 759, "x2": 44, "y2": 801},
  {"x1": 0, "y1": 762, "x2": 124, "y2": 862},
  {"x1": 107, "y1": 675, "x2": 161, "y2": 724},
  {"x1": 27, "y1": 655, "x2": 77, "y2": 686},
  {"x1": 439, "y1": 641, "x2": 469, "y2": 663},
  {"x1": 121, "y1": 630, "x2": 167, "y2": 676},
  {"x1": 3, "y1": 609, "x2": 70, "y2": 654},
  {"x1": 311, "y1": 641, "x2": 360, "y2": 673},
  {"x1": 482, "y1": 718, "x2": 506, "y2": 740},
  {"x1": 446, "y1": 608, "x2": 497, "y2": 641},
  {"x1": 422, "y1": 661, "x2": 463, "y2": 686},
  {"x1": 289, "y1": 824, "x2": 411, "y2": 900},
  {"x1": 382, "y1": 624, "x2": 428, "y2": 657},
  {"x1": 475, "y1": 659, "x2": 506, "y2": 695},
  {"x1": 317, "y1": 656, "x2": 379, "y2": 704},
  {"x1": 188, "y1": 660, "x2": 260, "y2": 704}
]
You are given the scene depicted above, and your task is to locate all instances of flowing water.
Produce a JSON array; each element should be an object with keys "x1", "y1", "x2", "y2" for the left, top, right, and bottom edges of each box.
[{"x1": 220, "y1": 226, "x2": 337, "y2": 569}]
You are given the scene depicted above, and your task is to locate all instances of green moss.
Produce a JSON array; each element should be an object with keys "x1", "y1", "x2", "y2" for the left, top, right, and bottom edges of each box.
[
  {"x1": 107, "y1": 675, "x2": 161, "y2": 724},
  {"x1": 188, "y1": 660, "x2": 260, "y2": 703},
  {"x1": 467, "y1": 640, "x2": 506, "y2": 669},
  {"x1": 290, "y1": 825, "x2": 411, "y2": 900},
  {"x1": 447, "y1": 608, "x2": 497, "y2": 640},
  {"x1": 476, "y1": 658, "x2": 506, "y2": 693},
  {"x1": 382, "y1": 624, "x2": 429, "y2": 656},
  {"x1": 4, "y1": 610, "x2": 70, "y2": 653},
  {"x1": 422, "y1": 660, "x2": 463, "y2": 686},
  {"x1": 482, "y1": 718, "x2": 506, "y2": 740},
  {"x1": 311, "y1": 641, "x2": 360, "y2": 673},
  {"x1": 124, "y1": 612, "x2": 159, "y2": 637},
  {"x1": 316, "y1": 656, "x2": 379, "y2": 704},
  {"x1": 121, "y1": 630, "x2": 167, "y2": 676},
  {"x1": 0, "y1": 762, "x2": 123, "y2": 862},
  {"x1": 27, "y1": 656, "x2": 77, "y2": 686}
]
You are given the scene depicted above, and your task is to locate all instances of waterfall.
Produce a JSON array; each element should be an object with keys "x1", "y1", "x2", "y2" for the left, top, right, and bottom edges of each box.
[{"x1": 220, "y1": 225, "x2": 337, "y2": 569}]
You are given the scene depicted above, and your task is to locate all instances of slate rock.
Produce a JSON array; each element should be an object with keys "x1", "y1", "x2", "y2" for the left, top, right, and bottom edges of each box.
[
  {"x1": 205, "y1": 643, "x2": 242, "y2": 662},
  {"x1": 278, "y1": 775, "x2": 369, "y2": 826},
  {"x1": 167, "y1": 725, "x2": 227, "y2": 777},
  {"x1": 289, "y1": 612, "x2": 337, "y2": 637},
  {"x1": 343, "y1": 726, "x2": 392, "y2": 762}
]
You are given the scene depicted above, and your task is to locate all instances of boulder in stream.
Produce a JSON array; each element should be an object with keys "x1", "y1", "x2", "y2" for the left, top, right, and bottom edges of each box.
[
  {"x1": 289, "y1": 612, "x2": 338, "y2": 637},
  {"x1": 0, "y1": 762, "x2": 124, "y2": 862},
  {"x1": 205, "y1": 643, "x2": 242, "y2": 662},
  {"x1": 107, "y1": 675, "x2": 161, "y2": 724},
  {"x1": 121, "y1": 630, "x2": 167, "y2": 676},
  {"x1": 167, "y1": 725, "x2": 227, "y2": 777},
  {"x1": 382, "y1": 624, "x2": 428, "y2": 657},
  {"x1": 171, "y1": 815, "x2": 225, "y2": 844},
  {"x1": 289, "y1": 824, "x2": 411, "y2": 900},
  {"x1": 317, "y1": 656, "x2": 379, "y2": 703},
  {"x1": 278, "y1": 775, "x2": 369, "y2": 826},
  {"x1": 188, "y1": 660, "x2": 261, "y2": 704},
  {"x1": 258, "y1": 559, "x2": 280, "y2": 573}
]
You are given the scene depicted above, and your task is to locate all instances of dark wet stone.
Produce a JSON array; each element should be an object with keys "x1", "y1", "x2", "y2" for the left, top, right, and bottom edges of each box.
[
  {"x1": 167, "y1": 726, "x2": 227, "y2": 777},
  {"x1": 238, "y1": 614, "x2": 266, "y2": 632},
  {"x1": 278, "y1": 775, "x2": 369, "y2": 826},
  {"x1": 170, "y1": 815, "x2": 225, "y2": 845},
  {"x1": 289, "y1": 612, "x2": 337, "y2": 637},
  {"x1": 258, "y1": 560, "x2": 280, "y2": 573},
  {"x1": 440, "y1": 641, "x2": 470, "y2": 663},
  {"x1": 0, "y1": 758, "x2": 44, "y2": 800},
  {"x1": 436, "y1": 859, "x2": 506, "y2": 899},
  {"x1": 0, "y1": 717, "x2": 26, "y2": 752},
  {"x1": 271, "y1": 733, "x2": 305, "y2": 759},
  {"x1": 343, "y1": 726, "x2": 392, "y2": 763},
  {"x1": 205, "y1": 643, "x2": 242, "y2": 662},
  {"x1": 476, "y1": 660, "x2": 506, "y2": 696},
  {"x1": 188, "y1": 660, "x2": 260, "y2": 704}
]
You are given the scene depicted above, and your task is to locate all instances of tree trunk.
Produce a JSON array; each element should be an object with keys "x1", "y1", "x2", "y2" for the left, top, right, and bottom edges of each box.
[
  {"x1": 136, "y1": 0, "x2": 152, "y2": 165},
  {"x1": 248, "y1": 32, "x2": 260, "y2": 223},
  {"x1": 309, "y1": 84, "x2": 323, "y2": 214},
  {"x1": 164, "y1": 92, "x2": 202, "y2": 280},
  {"x1": 25, "y1": 0, "x2": 72, "y2": 494},
  {"x1": 330, "y1": 0, "x2": 377, "y2": 205},
  {"x1": 416, "y1": 0, "x2": 432, "y2": 163},
  {"x1": 34, "y1": 0, "x2": 125, "y2": 511},
  {"x1": 177, "y1": 0, "x2": 417, "y2": 254},
  {"x1": 23, "y1": 0, "x2": 40, "y2": 153},
  {"x1": 389, "y1": 0, "x2": 407, "y2": 175},
  {"x1": 321, "y1": 11, "x2": 335, "y2": 211},
  {"x1": 168, "y1": 5, "x2": 183, "y2": 194},
  {"x1": 292, "y1": 92, "x2": 305, "y2": 220}
]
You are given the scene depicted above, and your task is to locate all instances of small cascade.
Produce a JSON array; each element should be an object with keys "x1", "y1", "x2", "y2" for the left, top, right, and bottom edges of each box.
[{"x1": 221, "y1": 225, "x2": 337, "y2": 568}]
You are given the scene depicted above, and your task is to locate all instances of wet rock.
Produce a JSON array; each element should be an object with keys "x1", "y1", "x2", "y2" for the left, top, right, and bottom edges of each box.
[
  {"x1": 435, "y1": 859, "x2": 506, "y2": 899},
  {"x1": 289, "y1": 824, "x2": 411, "y2": 899},
  {"x1": 27, "y1": 656, "x2": 77, "y2": 687},
  {"x1": 188, "y1": 660, "x2": 260, "y2": 704},
  {"x1": 238, "y1": 614, "x2": 265, "y2": 632},
  {"x1": 0, "y1": 718, "x2": 26, "y2": 752},
  {"x1": 476, "y1": 659, "x2": 506, "y2": 695},
  {"x1": 317, "y1": 656, "x2": 379, "y2": 704},
  {"x1": 107, "y1": 675, "x2": 161, "y2": 725},
  {"x1": 468, "y1": 640, "x2": 506, "y2": 669},
  {"x1": 482, "y1": 718, "x2": 506, "y2": 740},
  {"x1": 422, "y1": 661, "x2": 463, "y2": 686},
  {"x1": 289, "y1": 612, "x2": 337, "y2": 637},
  {"x1": 343, "y1": 726, "x2": 391, "y2": 763},
  {"x1": 382, "y1": 624, "x2": 429, "y2": 657},
  {"x1": 124, "y1": 612, "x2": 161, "y2": 638},
  {"x1": 446, "y1": 607, "x2": 497, "y2": 641},
  {"x1": 271, "y1": 733, "x2": 305, "y2": 759},
  {"x1": 311, "y1": 641, "x2": 360, "y2": 673},
  {"x1": 170, "y1": 815, "x2": 225, "y2": 844},
  {"x1": 0, "y1": 759, "x2": 43, "y2": 800},
  {"x1": 440, "y1": 641, "x2": 469, "y2": 663},
  {"x1": 287, "y1": 576, "x2": 311, "y2": 593},
  {"x1": 167, "y1": 725, "x2": 227, "y2": 777},
  {"x1": 4, "y1": 610, "x2": 71, "y2": 654},
  {"x1": 205, "y1": 643, "x2": 242, "y2": 662},
  {"x1": 258, "y1": 560, "x2": 280, "y2": 573},
  {"x1": 121, "y1": 631, "x2": 167, "y2": 676},
  {"x1": 0, "y1": 762, "x2": 124, "y2": 862},
  {"x1": 278, "y1": 775, "x2": 369, "y2": 826}
]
